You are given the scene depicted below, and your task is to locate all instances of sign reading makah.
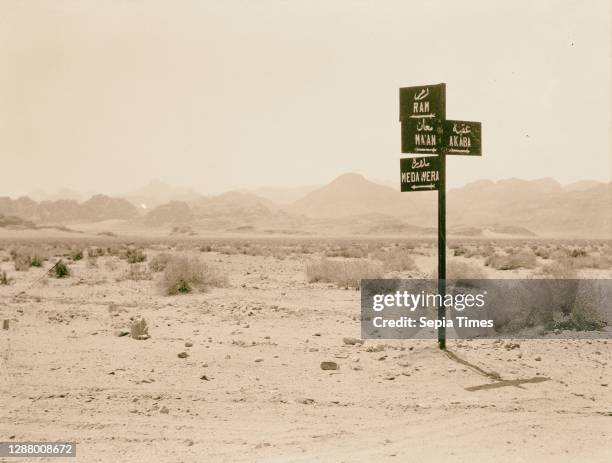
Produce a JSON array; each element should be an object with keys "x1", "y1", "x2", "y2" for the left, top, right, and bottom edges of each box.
[{"x1": 361, "y1": 279, "x2": 612, "y2": 340}]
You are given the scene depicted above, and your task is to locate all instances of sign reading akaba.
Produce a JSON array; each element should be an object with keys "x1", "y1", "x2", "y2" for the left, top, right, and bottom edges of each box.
[
  {"x1": 400, "y1": 156, "x2": 440, "y2": 192},
  {"x1": 443, "y1": 120, "x2": 482, "y2": 156},
  {"x1": 399, "y1": 83, "x2": 446, "y2": 154}
]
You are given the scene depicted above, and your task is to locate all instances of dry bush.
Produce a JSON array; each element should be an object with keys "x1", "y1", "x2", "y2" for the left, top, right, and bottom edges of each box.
[
  {"x1": 50, "y1": 260, "x2": 70, "y2": 278},
  {"x1": 372, "y1": 249, "x2": 417, "y2": 272},
  {"x1": 126, "y1": 247, "x2": 147, "y2": 264},
  {"x1": 0, "y1": 271, "x2": 11, "y2": 285},
  {"x1": 87, "y1": 246, "x2": 105, "y2": 258},
  {"x1": 161, "y1": 254, "x2": 227, "y2": 295},
  {"x1": 306, "y1": 258, "x2": 383, "y2": 289},
  {"x1": 70, "y1": 248, "x2": 83, "y2": 261},
  {"x1": 149, "y1": 253, "x2": 172, "y2": 272},
  {"x1": 130, "y1": 317, "x2": 150, "y2": 340},
  {"x1": 536, "y1": 261, "x2": 578, "y2": 279},
  {"x1": 325, "y1": 245, "x2": 368, "y2": 259},
  {"x1": 565, "y1": 255, "x2": 612, "y2": 270},
  {"x1": 430, "y1": 260, "x2": 487, "y2": 279},
  {"x1": 11, "y1": 246, "x2": 47, "y2": 271},
  {"x1": 485, "y1": 250, "x2": 537, "y2": 270},
  {"x1": 124, "y1": 264, "x2": 152, "y2": 281}
]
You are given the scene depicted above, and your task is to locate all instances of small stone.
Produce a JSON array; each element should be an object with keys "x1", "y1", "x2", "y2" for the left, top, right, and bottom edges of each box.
[
  {"x1": 177, "y1": 352, "x2": 189, "y2": 359},
  {"x1": 185, "y1": 341, "x2": 193, "y2": 347},
  {"x1": 185, "y1": 439, "x2": 194, "y2": 446},
  {"x1": 320, "y1": 361, "x2": 339, "y2": 371},
  {"x1": 116, "y1": 331, "x2": 130, "y2": 337},
  {"x1": 160, "y1": 406, "x2": 169, "y2": 414},
  {"x1": 200, "y1": 375, "x2": 210, "y2": 381},
  {"x1": 534, "y1": 356, "x2": 542, "y2": 362},
  {"x1": 254, "y1": 358, "x2": 264, "y2": 363},
  {"x1": 343, "y1": 337, "x2": 364, "y2": 346},
  {"x1": 297, "y1": 398, "x2": 315, "y2": 405}
]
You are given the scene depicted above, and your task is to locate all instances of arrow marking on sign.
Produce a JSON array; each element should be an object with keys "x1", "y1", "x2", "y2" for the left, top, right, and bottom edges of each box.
[
  {"x1": 409, "y1": 114, "x2": 436, "y2": 119},
  {"x1": 416, "y1": 148, "x2": 437, "y2": 153},
  {"x1": 411, "y1": 184, "x2": 436, "y2": 190}
]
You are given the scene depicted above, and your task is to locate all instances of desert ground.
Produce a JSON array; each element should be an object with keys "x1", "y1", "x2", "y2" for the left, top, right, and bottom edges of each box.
[{"x1": 0, "y1": 236, "x2": 611, "y2": 462}]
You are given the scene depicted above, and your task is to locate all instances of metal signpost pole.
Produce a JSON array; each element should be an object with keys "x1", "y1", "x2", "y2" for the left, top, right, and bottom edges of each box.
[{"x1": 437, "y1": 148, "x2": 446, "y2": 350}]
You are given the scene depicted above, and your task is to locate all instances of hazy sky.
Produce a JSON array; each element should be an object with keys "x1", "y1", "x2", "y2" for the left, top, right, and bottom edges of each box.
[{"x1": 1, "y1": 0, "x2": 610, "y2": 197}]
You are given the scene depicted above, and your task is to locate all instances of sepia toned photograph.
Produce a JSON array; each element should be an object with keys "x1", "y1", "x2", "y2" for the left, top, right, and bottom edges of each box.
[{"x1": 0, "y1": 1, "x2": 610, "y2": 461}]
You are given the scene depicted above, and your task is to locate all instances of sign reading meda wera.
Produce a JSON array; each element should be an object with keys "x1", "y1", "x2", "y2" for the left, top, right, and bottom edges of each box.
[
  {"x1": 443, "y1": 120, "x2": 482, "y2": 156},
  {"x1": 399, "y1": 84, "x2": 446, "y2": 154},
  {"x1": 400, "y1": 156, "x2": 440, "y2": 192}
]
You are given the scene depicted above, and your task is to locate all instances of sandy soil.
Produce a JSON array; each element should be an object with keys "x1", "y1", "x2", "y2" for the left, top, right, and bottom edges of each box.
[{"x1": 0, "y1": 247, "x2": 610, "y2": 462}]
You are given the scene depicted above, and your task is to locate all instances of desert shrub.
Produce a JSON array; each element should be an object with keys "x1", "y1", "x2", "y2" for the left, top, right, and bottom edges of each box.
[
  {"x1": 372, "y1": 249, "x2": 417, "y2": 272},
  {"x1": 452, "y1": 245, "x2": 468, "y2": 257},
  {"x1": 11, "y1": 246, "x2": 46, "y2": 271},
  {"x1": 430, "y1": 260, "x2": 487, "y2": 279},
  {"x1": 325, "y1": 245, "x2": 368, "y2": 259},
  {"x1": 88, "y1": 247, "x2": 105, "y2": 258},
  {"x1": 161, "y1": 255, "x2": 227, "y2": 295},
  {"x1": 552, "y1": 314, "x2": 606, "y2": 332},
  {"x1": 126, "y1": 247, "x2": 147, "y2": 264},
  {"x1": 566, "y1": 255, "x2": 612, "y2": 270},
  {"x1": 485, "y1": 250, "x2": 536, "y2": 270},
  {"x1": 70, "y1": 248, "x2": 83, "y2": 261},
  {"x1": 306, "y1": 258, "x2": 383, "y2": 289},
  {"x1": 569, "y1": 247, "x2": 588, "y2": 258},
  {"x1": 130, "y1": 317, "x2": 150, "y2": 340},
  {"x1": 148, "y1": 253, "x2": 172, "y2": 272},
  {"x1": 124, "y1": 264, "x2": 151, "y2": 281},
  {"x1": 50, "y1": 260, "x2": 70, "y2": 278},
  {"x1": 0, "y1": 271, "x2": 11, "y2": 285},
  {"x1": 536, "y1": 261, "x2": 578, "y2": 279}
]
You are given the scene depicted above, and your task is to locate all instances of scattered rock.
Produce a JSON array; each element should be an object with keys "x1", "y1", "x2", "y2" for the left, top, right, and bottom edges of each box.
[
  {"x1": 160, "y1": 406, "x2": 169, "y2": 414},
  {"x1": 505, "y1": 342, "x2": 520, "y2": 350},
  {"x1": 254, "y1": 358, "x2": 264, "y2": 363},
  {"x1": 185, "y1": 439, "x2": 194, "y2": 446},
  {"x1": 177, "y1": 352, "x2": 189, "y2": 359},
  {"x1": 534, "y1": 356, "x2": 542, "y2": 362},
  {"x1": 200, "y1": 375, "x2": 210, "y2": 381},
  {"x1": 297, "y1": 398, "x2": 315, "y2": 405},
  {"x1": 320, "y1": 361, "x2": 339, "y2": 371},
  {"x1": 116, "y1": 330, "x2": 130, "y2": 337},
  {"x1": 366, "y1": 344, "x2": 385, "y2": 353},
  {"x1": 185, "y1": 341, "x2": 193, "y2": 347},
  {"x1": 343, "y1": 337, "x2": 364, "y2": 346}
]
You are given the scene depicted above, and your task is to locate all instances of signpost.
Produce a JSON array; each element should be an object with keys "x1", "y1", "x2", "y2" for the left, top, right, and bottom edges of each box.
[{"x1": 399, "y1": 83, "x2": 482, "y2": 349}]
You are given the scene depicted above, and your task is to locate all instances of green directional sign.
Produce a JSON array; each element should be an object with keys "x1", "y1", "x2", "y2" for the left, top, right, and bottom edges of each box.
[
  {"x1": 443, "y1": 120, "x2": 482, "y2": 156},
  {"x1": 400, "y1": 156, "x2": 440, "y2": 192}
]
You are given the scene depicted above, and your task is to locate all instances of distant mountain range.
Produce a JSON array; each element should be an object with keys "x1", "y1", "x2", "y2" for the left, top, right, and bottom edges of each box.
[{"x1": 1, "y1": 176, "x2": 610, "y2": 237}]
